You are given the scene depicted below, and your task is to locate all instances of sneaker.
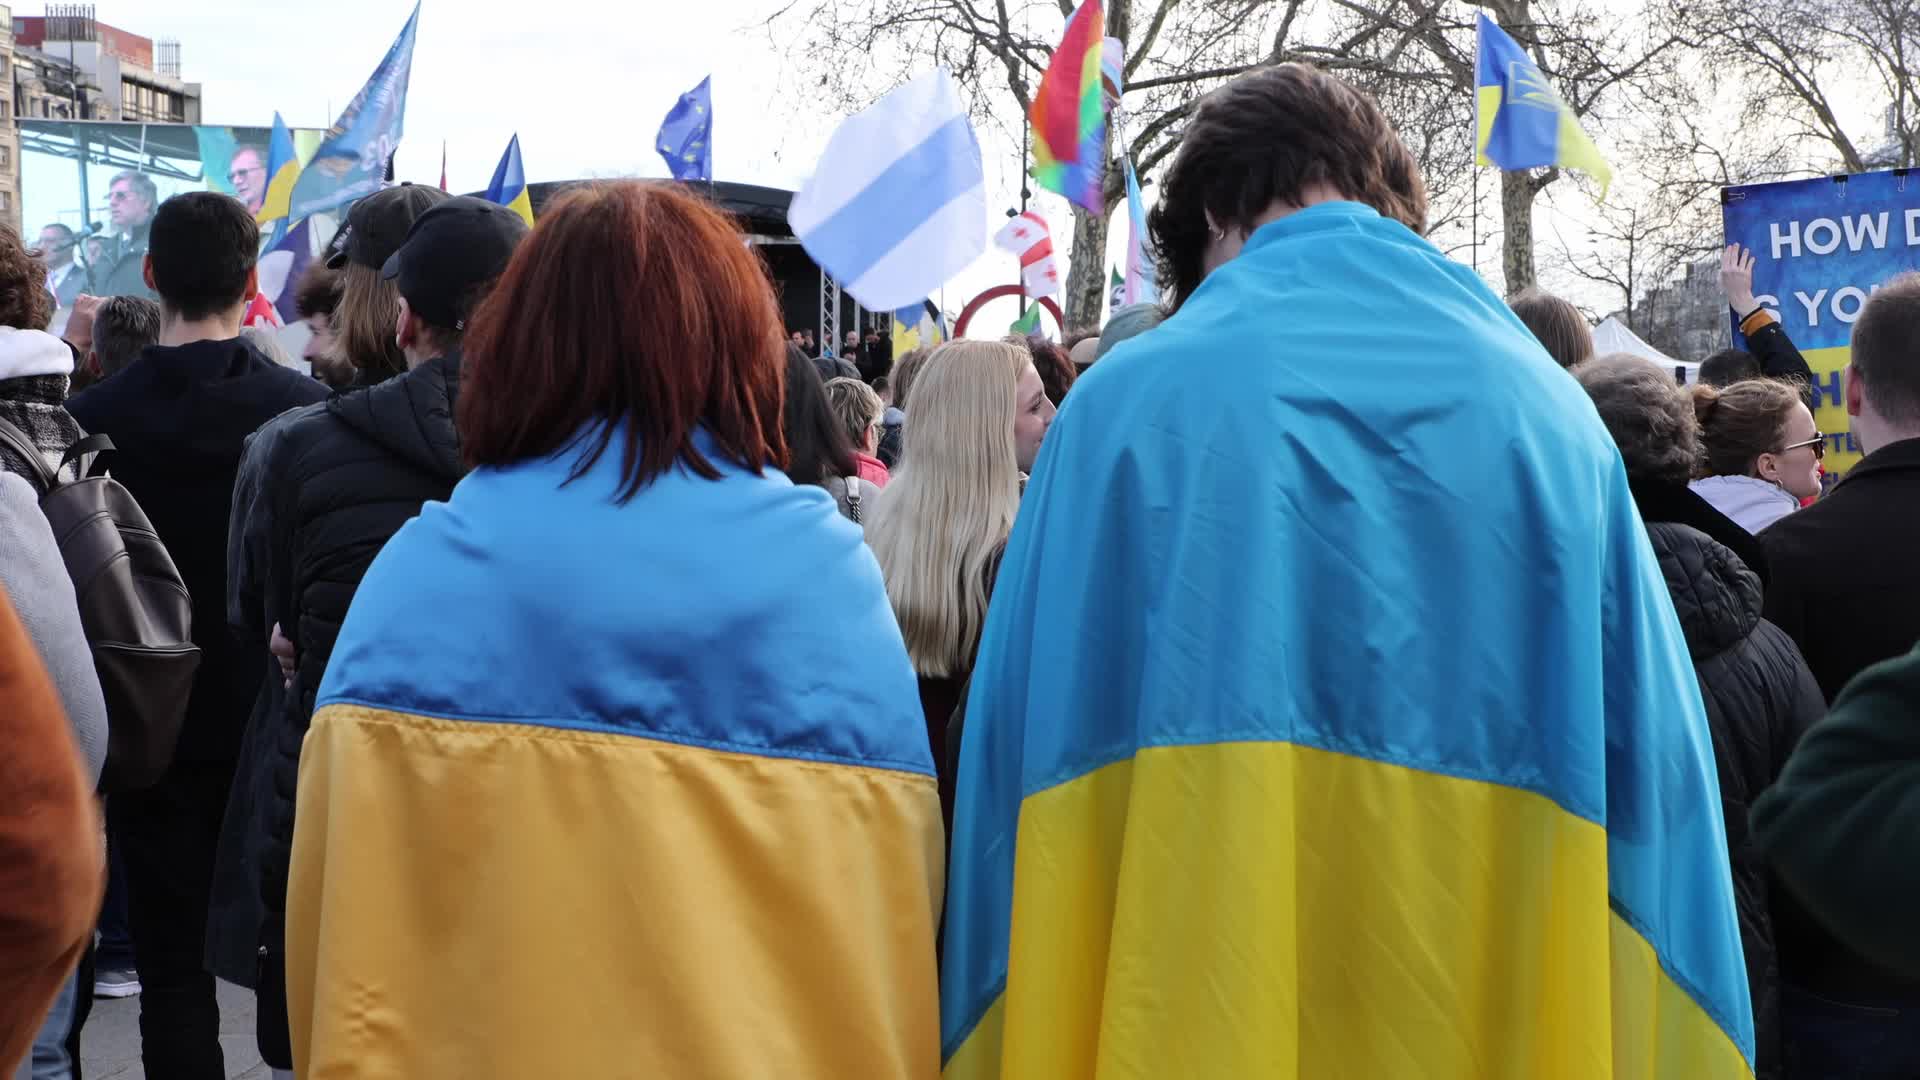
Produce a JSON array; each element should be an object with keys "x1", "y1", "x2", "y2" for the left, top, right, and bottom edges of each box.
[{"x1": 93, "y1": 969, "x2": 140, "y2": 998}]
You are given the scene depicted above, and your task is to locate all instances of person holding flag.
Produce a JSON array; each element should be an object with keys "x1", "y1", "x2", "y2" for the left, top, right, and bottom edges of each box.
[{"x1": 940, "y1": 62, "x2": 1753, "y2": 1080}]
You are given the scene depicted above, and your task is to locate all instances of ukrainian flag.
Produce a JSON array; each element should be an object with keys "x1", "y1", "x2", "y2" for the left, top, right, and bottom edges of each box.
[
  {"x1": 284, "y1": 427, "x2": 943, "y2": 1077},
  {"x1": 941, "y1": 202, "x2": 1753, "y2": 1078},
  {"x1": 483, "y1": 133, "x2": 535, "y2": 227},
  {"x1": 1475, "y1": 12, "x2": 1612, "y2": 195},
  {"x1": 893, "y1": 300, "x2": 946, "y2": 359},
  {"x1": 255, "y1": 111, "x2": 300, "y2": 227}
]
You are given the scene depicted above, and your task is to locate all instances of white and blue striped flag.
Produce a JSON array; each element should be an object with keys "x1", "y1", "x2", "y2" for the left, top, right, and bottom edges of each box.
[{"x1": 788, "y1": 69, "x2": 987, "y2": 312}]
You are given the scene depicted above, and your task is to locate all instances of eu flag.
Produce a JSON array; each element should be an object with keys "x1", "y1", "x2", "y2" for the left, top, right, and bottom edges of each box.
[
  {"x1": 1474, "y1": 13, "x2": 1611, "y2": 195},
  {"x1": 657, "y1": 76, "x2": 713, "y2": 182}
]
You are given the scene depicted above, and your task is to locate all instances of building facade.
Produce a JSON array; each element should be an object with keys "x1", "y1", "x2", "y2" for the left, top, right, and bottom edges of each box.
[{"x1": 0, "y1": 6, "x2": 201, "y2": 233}]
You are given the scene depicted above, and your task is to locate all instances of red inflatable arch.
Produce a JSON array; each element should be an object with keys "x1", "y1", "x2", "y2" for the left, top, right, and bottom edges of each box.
[{"x1": 952, "y1": 285, "x2": 1065, "y2": 338}]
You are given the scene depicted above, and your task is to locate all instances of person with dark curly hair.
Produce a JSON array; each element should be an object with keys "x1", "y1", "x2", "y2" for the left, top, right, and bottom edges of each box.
[
  {"x1": 942, "y1": 63, "x2": 1752, "y2": 1077},
  {"x1": 0, "y1": 224, "x2": 88, "y2": 494}
]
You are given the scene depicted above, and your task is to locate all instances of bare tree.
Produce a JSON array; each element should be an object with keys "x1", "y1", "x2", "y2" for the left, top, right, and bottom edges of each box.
[
  {"x1": 1322, "y1": 0, "x2": 1685, "y2": 295},
  {"x1": 1546, "y1": 193, "x2": 1672, "y2": 333},
  {"x1": 1690, "y1": 0, "x2": 1920, "y2": 171}
]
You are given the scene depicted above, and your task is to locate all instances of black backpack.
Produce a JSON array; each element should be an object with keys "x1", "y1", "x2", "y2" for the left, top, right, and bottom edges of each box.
[{"x1": 0, "y1": 418, "x2": 200, "y2": 792}]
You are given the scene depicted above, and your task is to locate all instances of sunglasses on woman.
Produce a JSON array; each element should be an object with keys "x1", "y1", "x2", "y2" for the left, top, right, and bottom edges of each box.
[{"x1": 1779, "y1": 433, "x2": 1826, "y2": 459}]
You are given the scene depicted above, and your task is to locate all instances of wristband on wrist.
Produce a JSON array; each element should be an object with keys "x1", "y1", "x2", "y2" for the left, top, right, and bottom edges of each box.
[{"x1": 1738, "y1": 307, "x2": 1777, "y2": 336}]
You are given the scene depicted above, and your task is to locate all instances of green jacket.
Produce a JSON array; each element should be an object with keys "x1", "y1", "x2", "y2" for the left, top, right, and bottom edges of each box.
[{"x1": 1753, "y1": 640, "x2": 1920, "y2": 979}]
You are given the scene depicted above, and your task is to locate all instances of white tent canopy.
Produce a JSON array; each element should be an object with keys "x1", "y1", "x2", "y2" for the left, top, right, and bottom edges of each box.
[{"x1": 1592, "y1": 316, "x2": 1700, "y2": 385}]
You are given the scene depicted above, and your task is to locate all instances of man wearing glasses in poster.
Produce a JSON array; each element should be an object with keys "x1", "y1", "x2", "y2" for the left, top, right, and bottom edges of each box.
[
  {"x1": 228, "y1": 145, "x2": 269, "y2": 218},
  {"x1": 97, "y1": 170, "x2": 159, "y2": 300}
]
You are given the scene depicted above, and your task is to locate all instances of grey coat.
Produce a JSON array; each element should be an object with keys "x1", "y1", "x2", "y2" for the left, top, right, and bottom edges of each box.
[{"x1": 0, "y1": 472, "x2": 106, "y2": 786}]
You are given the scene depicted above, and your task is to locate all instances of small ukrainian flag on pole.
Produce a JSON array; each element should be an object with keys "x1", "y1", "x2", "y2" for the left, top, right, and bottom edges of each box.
[
  {"x1": 1474, "y1": 12, "x2": 1612, "y2": 196},
  {"x1": 484, "y1": 134, "x2": 535, "y2": 227}
]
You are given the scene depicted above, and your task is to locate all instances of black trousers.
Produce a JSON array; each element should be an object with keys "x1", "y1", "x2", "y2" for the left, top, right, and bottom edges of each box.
[{"x1": 107, "y1": 760, "x2": 235, "y2": 1080}]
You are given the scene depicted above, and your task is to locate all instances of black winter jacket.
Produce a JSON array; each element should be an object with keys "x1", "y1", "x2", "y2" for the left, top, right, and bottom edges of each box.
[
  {"x1": 66, "y1": 337, "x2": 328, "y2": 765},
  {"x1": 256, "y1": 351, "x2": 466, "y2": 925},
  {"x1": 1645, "y1": 521, "x2": 1824, "y2": 1080}
]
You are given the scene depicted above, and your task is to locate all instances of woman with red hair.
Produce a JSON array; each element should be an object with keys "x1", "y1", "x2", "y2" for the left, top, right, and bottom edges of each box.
[{"x1": 281, "y1": 181, "x2": 940, "y2": 1079}]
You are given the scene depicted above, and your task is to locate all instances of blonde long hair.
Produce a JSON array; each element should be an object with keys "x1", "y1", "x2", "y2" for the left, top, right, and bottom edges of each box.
[{"x1": 865, "y1": 340, "x2": 1027, "y2": 677}]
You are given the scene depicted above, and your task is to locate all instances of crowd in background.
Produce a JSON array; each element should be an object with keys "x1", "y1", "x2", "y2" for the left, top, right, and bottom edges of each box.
[{"x1": 1, "y1": 59, "x2": 1919, "y2": 1080}]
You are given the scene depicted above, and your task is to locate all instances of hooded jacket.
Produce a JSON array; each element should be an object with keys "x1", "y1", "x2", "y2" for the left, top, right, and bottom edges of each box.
[
  {"x1": 1689, "y1": 474, "x2": 1799, "y2": 535},
  {"x1": 1644, "y1": 521, "x2": 1824, "y2": 1080},
  {"x1": 0, "y1": 328, "x2": 85, "y2": 492},
  {"x1": 66, "y1": 336, "x2": 329, "y2": 765},
  {"x1": 255, "y1": 351, "x2": 466, "y2": 928}
]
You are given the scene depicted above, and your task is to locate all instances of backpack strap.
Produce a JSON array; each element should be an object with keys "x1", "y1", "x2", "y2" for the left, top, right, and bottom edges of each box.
[
  {"x1": 0, "y1": 416, "x2": 58, "y2": 491},
  {"x1": 61, "y1": 433, "x2": 113, "y2": 472}
]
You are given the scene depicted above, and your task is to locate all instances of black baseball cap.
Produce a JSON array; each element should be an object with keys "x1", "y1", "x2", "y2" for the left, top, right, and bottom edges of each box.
[
  {"x1": 326, "y1": 182, "x2": 449, "y2": 270},
  {"x1": 381, "y1": 196, "x2": 530, "y2": 331}
]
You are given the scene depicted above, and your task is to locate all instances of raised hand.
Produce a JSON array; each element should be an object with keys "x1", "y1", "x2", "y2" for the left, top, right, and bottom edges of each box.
[
  {"x1": 65, "y1": 293, "x2": 102, "y2": 353},
  {"x1": 1720, "y1": 244, "x2": 1759, "y2": 317}
]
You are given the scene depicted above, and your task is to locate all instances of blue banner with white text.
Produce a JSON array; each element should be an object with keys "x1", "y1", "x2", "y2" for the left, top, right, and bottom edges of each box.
[{"x1": 1724, "y1": 169, "x2": 1920, "y2": 478}]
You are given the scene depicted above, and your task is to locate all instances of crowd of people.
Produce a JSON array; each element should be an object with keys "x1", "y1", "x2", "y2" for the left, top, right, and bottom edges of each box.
[{"x1": 2, "y1": 59, "x2": 1919, "y2": 1080}]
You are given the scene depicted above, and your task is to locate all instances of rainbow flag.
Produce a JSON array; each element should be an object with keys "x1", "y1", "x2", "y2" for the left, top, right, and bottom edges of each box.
[
  {"x1": 484, "y1": 134, "x2": 534, "y2": 227},
  {"x1": 256, "y1": 112, "x2": 300, "y2": 227},
  {"x1": 1029, "y1": 0, "x2": 1108, "y2": 213}
]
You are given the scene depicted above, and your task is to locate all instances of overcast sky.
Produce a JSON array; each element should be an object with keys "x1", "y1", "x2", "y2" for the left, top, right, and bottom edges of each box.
[
  {"x1": 135, "y1": 0, "x2": 1086, "y2": 331},
  {"x1": 129, "y1": 0, "x2": 1844, "y2": 334}
]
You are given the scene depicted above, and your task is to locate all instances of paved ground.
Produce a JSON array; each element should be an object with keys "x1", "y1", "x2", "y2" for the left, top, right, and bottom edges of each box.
[{"x1": 81, "y1": 980, "x2": 270, "y2": 1079}]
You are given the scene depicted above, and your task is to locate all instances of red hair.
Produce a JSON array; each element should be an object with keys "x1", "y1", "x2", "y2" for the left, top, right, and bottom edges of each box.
[{"x1": 459, "y1": 181, "x2": 787, "y2": 499}]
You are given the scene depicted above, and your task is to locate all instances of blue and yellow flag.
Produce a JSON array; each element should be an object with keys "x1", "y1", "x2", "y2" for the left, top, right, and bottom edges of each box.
[
  {"x1": 285, "y1": 426, "x2": 943, "y2": 1077},
  {"x1": 483, "y1": 134, "x2": 534, "y2": 227},
  {"x1": 256, "y1": 111, "x2": 300, "y2": 227},
  {"x1": 941, "y1": 202, "x2": 1752, "y2": 1078},
  {"x1": 1475, "y1": 12, "x2": 1611, "y2": 195},
  {"x1": 893, "y1": 300, "x2": 946, "y2": 358},
  {"x1": 287, "y1": 3, "x2": 418, "y2": 218}
]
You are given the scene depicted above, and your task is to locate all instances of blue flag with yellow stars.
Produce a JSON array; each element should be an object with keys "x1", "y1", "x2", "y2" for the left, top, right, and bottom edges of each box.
[{"x1": 657, "y1": 76, "x2": 713, "y2": 182}]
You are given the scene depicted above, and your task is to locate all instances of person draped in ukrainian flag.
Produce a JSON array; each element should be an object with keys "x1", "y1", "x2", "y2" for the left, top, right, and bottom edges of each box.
[
  {"x1": 283, "y1": 181, "x2": 943, "y2": 1078},
  {"x1": 940, "y1": 64, "x2": 1756, "y2": 1079}
]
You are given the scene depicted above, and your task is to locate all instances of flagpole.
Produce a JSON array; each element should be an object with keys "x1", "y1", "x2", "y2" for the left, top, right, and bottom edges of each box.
[
  {"x1": 1472, "y1": 162, "x2": 1479, "y2": 277},
  {"x1": 1471, "y1": 8, "x2": 1481, "y2": 279},
  {"x1": 1018, "y1": 112, "x2": 1031, "y2": 314}
]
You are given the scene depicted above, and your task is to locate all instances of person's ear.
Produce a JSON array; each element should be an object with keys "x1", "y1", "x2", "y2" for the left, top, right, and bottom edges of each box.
[
  {"x1": 1755, "y1": 451, "x2": 1782, "y2": 483},
  {"x1": 1847, "y1": 363, "x2": 1865, "y2": 418},
  {"x1": 242, "y1": 265, "x2": 259, "y2": 303},
  {"x1": 394, "y1": 297, "x2": 415, "y2": 351},
  {"x1": 142, "y1": 253, "x2": 155, "y2": 290}
]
